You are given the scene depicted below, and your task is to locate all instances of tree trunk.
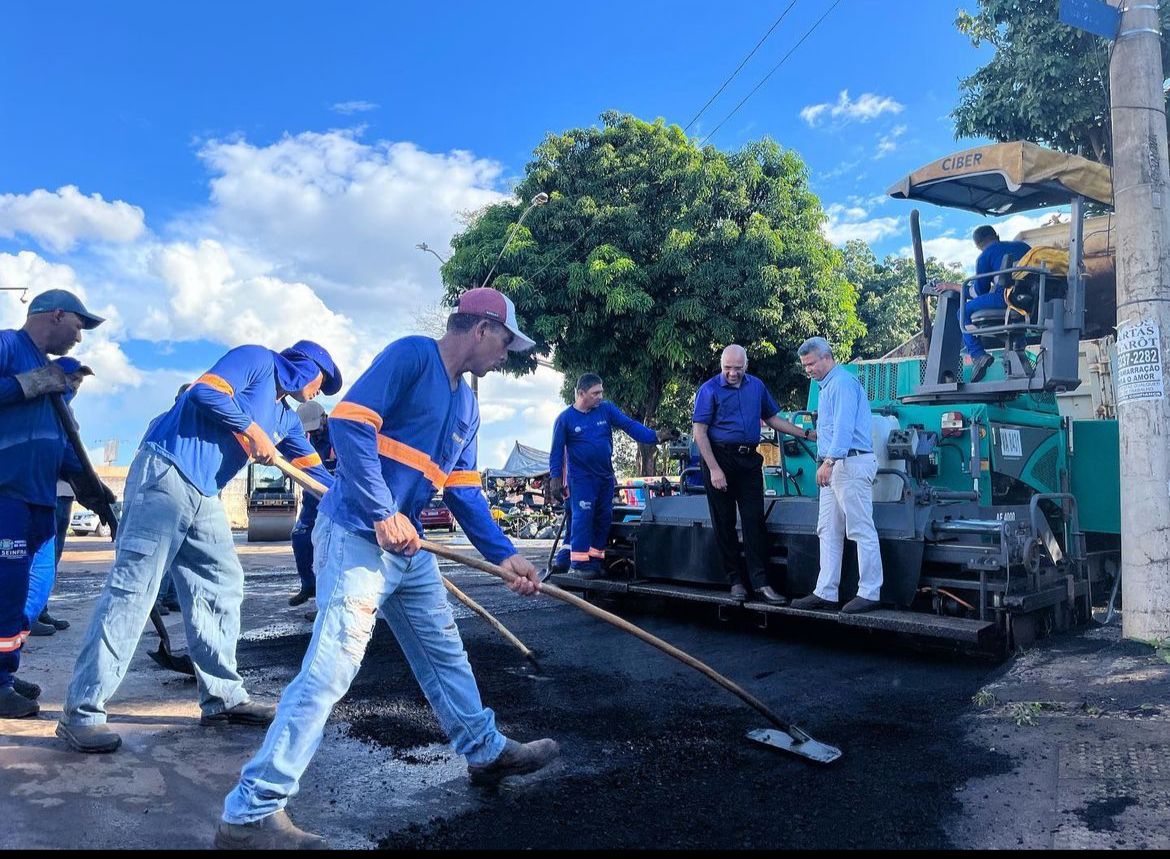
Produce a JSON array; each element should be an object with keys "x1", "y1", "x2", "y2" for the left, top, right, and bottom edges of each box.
[{"x1": 635, "y1": 383, "x2": 665, "y2": 477}]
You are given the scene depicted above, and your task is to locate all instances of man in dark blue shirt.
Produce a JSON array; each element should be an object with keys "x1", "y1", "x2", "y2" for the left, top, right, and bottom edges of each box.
[
  {"x1": 549, "y1": 373, "x2": 672, "y2": 579},
  {"x1": 288, "y1": 401, "x2": 337, "y2": 608},
  {"x1": 692, "y1": 345, "x2": 813, "y2": 603},
  {"x1": 939, "y1": 225, "x2": 1031, "y2": 382}
]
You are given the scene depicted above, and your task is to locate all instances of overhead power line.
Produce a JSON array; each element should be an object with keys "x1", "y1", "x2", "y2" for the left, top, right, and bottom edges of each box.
[
  {"x1": 683, "y1": 1, "x2": 800, "y2": 134},
  {"x1": 699, "y1": 0, "x2": 843, "y2": 146}
]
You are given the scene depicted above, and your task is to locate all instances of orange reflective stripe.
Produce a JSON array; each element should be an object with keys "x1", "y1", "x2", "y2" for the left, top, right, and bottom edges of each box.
[
  {"x1": 0, "y1": 633, "x2": 24, "y2": 652},
  {"x1": 376, "y1": 435, "x2": 446, "y2": 489},
  {"x1": 290, "y1": 453, "x2": 322, "y2": 469},
  {"x1": 570, "y1": 552, "x2": 591, "y2": 562},
  {"x1": 332, "y1": 402, "x2": 383, "y2": 432},
  {"x1": 588, "y1": 548, "x2": 605, "y2": 558},
  {"x1": 194, "y1": 373, "x2": 234, "y2": 396},
  {"x1": 444, "y1": 470, "x2": 482, "y2": 488}
]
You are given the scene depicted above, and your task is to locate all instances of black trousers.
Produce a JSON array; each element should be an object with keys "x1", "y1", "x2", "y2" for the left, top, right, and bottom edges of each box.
[{"x1": 701, "y1": 446, "x2": 768, "y2": 589}]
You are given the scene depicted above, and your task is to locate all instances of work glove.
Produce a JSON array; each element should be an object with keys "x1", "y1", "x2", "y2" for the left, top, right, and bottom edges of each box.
[
  {"x1": 74, "y1": 480, "x2": 117, "y2": 516},
  {"x1": 655, "y1": 428, "x2": 681, "y2": 442},
  {"x1": 549, "y1": 476, "x2": 565, "y2": 504},
  {"x1": 15, "y1": 363, "x2": 68, "y2": 399}
]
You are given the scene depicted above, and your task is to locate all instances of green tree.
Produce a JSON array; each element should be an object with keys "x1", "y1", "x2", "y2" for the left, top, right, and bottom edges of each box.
[
  {"x1": 843, "y1": 240, "x2": 965, "y2": 359},
  {"x1": 441, "y1": 112, "x2": 861, "y2": 473},
  {"x1": 952, "y1": 0, "x2": 1170, "y2": 164}
]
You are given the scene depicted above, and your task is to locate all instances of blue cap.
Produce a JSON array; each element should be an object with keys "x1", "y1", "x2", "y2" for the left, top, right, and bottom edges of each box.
[
  {"x1": 27, "y1": 289, "x2": 105, "y2": 329},
  {"x1": 281, "y1": 340, "x2": 342, "y2": 396},
  {"x1": 53, "y1": 356, "x2": 94, "y2": 376}
]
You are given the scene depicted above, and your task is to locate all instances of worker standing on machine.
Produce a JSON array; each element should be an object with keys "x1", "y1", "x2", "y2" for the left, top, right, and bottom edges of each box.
[
  {"x1": 790, "y1": 337, "x2": 884, "y2": 615},
  {"x1": 548, "y1": 373, "x2": 675, "y2": 580},
  {"x1": 288, "y1": 401, "x2": 336, "y2": 608},
  {"x1": 693, "y1": 344, "x2": 812, "y2": 604},
  {"x1": 57, "y1": 340, "x2": 341, "y2": 754}
]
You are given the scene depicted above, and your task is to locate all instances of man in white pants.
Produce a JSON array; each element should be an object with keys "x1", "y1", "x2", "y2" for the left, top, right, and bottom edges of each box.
[{"x1": 790, "y1": 337, "x2": 884, "y2": 614}]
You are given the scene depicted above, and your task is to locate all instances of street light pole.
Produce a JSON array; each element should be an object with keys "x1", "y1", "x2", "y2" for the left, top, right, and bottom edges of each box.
[{"x1": 482, "y1": 191, "x2": 549, "y2": 287}]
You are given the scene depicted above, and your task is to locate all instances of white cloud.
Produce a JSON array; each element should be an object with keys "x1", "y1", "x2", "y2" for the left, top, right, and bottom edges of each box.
[
  {"x1": 801, "y1": 90, "x2": 904, "y2": 127},
  {"x1": 194, "y1": 130, "x2": 507, "y2": 320},
  {"x1": 0, "y1": 186, "x2": 145, "y2": 252},
  {"x1": 820, "y1": 203, "x2": 901, "y2": 245},
  {"x1": 0, "y1": 250, "x2": 83, "y2": 303},
  {"x1": 476, "y1": 364, "x2": 566, "y2": 469},
  {"x1": 331, "y1": 100, "x2": 379, "y2": 114}
]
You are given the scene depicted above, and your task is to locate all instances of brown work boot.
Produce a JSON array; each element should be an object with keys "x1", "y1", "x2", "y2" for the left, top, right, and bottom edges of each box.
[
  {"x1": 468, "y1": 738, "x2": 560, "y2": 786},
  {"x1": 55, "y1": 721, "x2": 122, "y2": 752},
  {"x1": 214, "y1": 809, "x2": 328, "y2": 850}
]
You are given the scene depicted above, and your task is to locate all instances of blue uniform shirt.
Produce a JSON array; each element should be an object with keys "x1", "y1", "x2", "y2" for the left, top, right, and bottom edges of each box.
[
  {"x1": 320, "y1": 336, "x2": 514, "y2": 564},
  {"x1": 548, "y1": 401, "x2": 657, "y2": 482},
  {"x1": 692, "y1": 373, "x2": 779, "y2": 445},
  {"x1": 973, "y1": 240, "x2": 1031, "y2": 294},
  {"x1": 143, "y1": 344, "x2": 333, "y2": 496},
  {"x1": 0, "y1": 329, "x2": 83, "y2": 507},
  {"x1": 814, "y1": 366, "x2": 873, "y2": 460}
]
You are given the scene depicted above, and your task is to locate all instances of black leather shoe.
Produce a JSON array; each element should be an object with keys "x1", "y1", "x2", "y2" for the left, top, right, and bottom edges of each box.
[
  {"x1": 841, "y1": 596, "x2": 881, "y2": 614},
  {"x1": 39, "y1": 610, "x2": 70, "y2": 631},
  {"x1": 29, "y1": 620, "x2": 56, "y2": 636},
  {"x1": 756, "y1": 586, "x2": 788, "y2": 606},
  {"x1": 288, "y1": 588, "x2": 315, "y2": 607},
  {"x1": 791, "y1": 594, "x2": 837, "y2": 611},
  {"x1": 969, "y1": 353, "x2": 995, "y2": 383},
  {"x1": 730, "y1": 583, "x2": 748, "y2": 600},
  {"x1": 201, "y1": 700, "x2": 277, "y2": 727},
  {"x1": 12, "y1": 677, "x2": 41, "y2": 700},
  {"x1": 154, "y1": 601, "x2": 171, "y2": 616}
]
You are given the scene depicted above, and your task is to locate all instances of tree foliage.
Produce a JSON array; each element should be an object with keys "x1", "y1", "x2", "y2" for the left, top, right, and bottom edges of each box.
[
  {"x1": 441, "y1": 112, "x2": 862, "y2": 472},
  {"x1": 843, "y1": 241, "x2": 965, "y2": 359},
  {"x1": 952, "y1": 0, "x2": 1170, "y2": 164}
]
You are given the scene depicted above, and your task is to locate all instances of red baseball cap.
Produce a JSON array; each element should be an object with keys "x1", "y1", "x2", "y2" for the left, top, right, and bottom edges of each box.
[{"x1": 456, "y1": 287, "x2": 536, "y2": 352}]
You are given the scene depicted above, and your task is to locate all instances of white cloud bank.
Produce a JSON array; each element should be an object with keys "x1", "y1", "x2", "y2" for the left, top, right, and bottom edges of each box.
[{"x1": 0, "y1": 185, "x2": 145, "y2": 252}]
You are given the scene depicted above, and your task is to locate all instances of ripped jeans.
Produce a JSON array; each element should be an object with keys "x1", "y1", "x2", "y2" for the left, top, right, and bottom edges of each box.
[{"x1": 222, "y1": 513, "x2": 508, "y2": 824}]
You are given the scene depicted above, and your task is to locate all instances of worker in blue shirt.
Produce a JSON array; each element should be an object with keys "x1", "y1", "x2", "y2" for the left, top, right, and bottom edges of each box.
[
  {"x1": 548, "y1": 373, "x2": 673, "y2": 579},
  {"x1": 58, "y1": 340, "x2": 341, "y2": 753},
  {"x1": 288, "y1": 400, "x2": 337, "y2": 608},
  {"x1": 790, "y1": 337, "x2": 884, "y2": 615},
  {"x1": 0, "y1": 289, "x2": 107, "y2": 719},
  {"x1": 938, "y1": 225, "x2": 1031, "y2": 382},
  {"x1": 218, "y1": 288, "x2": 558, "y2": 850},
  {"x1": 693, "y1": 344, "x2": 812, "y2": 604}
]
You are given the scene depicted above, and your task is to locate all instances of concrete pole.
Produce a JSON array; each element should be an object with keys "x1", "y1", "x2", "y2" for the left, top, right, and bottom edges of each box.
[{"x1": 1110, "y1": 0, "x2": 1170, "y2": 641}]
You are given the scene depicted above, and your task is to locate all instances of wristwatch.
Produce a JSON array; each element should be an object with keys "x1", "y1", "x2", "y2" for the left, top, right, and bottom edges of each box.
[{"x1": 823, "y1": 457, "x2": 835, "y2": 467}]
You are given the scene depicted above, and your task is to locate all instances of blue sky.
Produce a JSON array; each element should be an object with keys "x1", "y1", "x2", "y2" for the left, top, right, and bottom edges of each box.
[{"x1": 0, "y1": 1, "x2": 1061, "y2": 467}]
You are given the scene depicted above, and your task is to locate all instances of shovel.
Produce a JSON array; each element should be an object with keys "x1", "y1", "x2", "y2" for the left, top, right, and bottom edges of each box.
[{"x1": 49, "y1": 394, "x2": 196, "y2": 676}]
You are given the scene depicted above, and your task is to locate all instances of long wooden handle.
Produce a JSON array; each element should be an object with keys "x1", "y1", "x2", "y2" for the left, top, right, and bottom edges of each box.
[
  {"x1": 419, "y1": 538, "x2": 793, "y2": 732},
  {"x1": 271, "y1": 456, "x2": 536, "y2": 662}
]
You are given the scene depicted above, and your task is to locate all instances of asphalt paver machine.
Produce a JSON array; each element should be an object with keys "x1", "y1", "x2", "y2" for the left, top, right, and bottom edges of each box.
[{"x1": 552, "y1": 143, "x2": 1121, "y2": 653}]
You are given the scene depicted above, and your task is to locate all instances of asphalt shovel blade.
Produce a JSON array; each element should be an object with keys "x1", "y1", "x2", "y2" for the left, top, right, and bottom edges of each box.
[
  {"x1": 148, "y1": 644, "x2": 196, "y2": 676},
  {"x1": 746, "y1": 727, "x2": 842, "y2": 765}
]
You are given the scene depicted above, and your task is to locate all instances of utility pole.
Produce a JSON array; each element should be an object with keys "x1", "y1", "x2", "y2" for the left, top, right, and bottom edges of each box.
[{"x1": 1110, "y1": 0, "x2": 1170, "y2": 641}]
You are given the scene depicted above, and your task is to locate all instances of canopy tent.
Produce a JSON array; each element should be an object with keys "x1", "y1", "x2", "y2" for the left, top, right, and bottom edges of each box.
[
  {"x1": 483, "y1": 441, "x2": 551, "y2": 479},
  {"x1": 887, "y1": 141, "x2": 1113, "y2": 215}
]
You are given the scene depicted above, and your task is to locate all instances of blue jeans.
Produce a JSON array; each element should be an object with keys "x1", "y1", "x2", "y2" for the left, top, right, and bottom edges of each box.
[
  {"x1": 222, "y1": 513, "x2": 507, "y2": 824},
  {"x1": 960, "y1": 290, "x2": 1007, "y2": 358},
  {"x1": 62, "y1": 449, "x2": 250, "y2": 725}
]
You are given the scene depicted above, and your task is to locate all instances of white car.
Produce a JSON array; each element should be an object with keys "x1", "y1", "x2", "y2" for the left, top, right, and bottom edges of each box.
[{"x1": 70, "y1": 502, "x2": 121, "y2": 538}]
